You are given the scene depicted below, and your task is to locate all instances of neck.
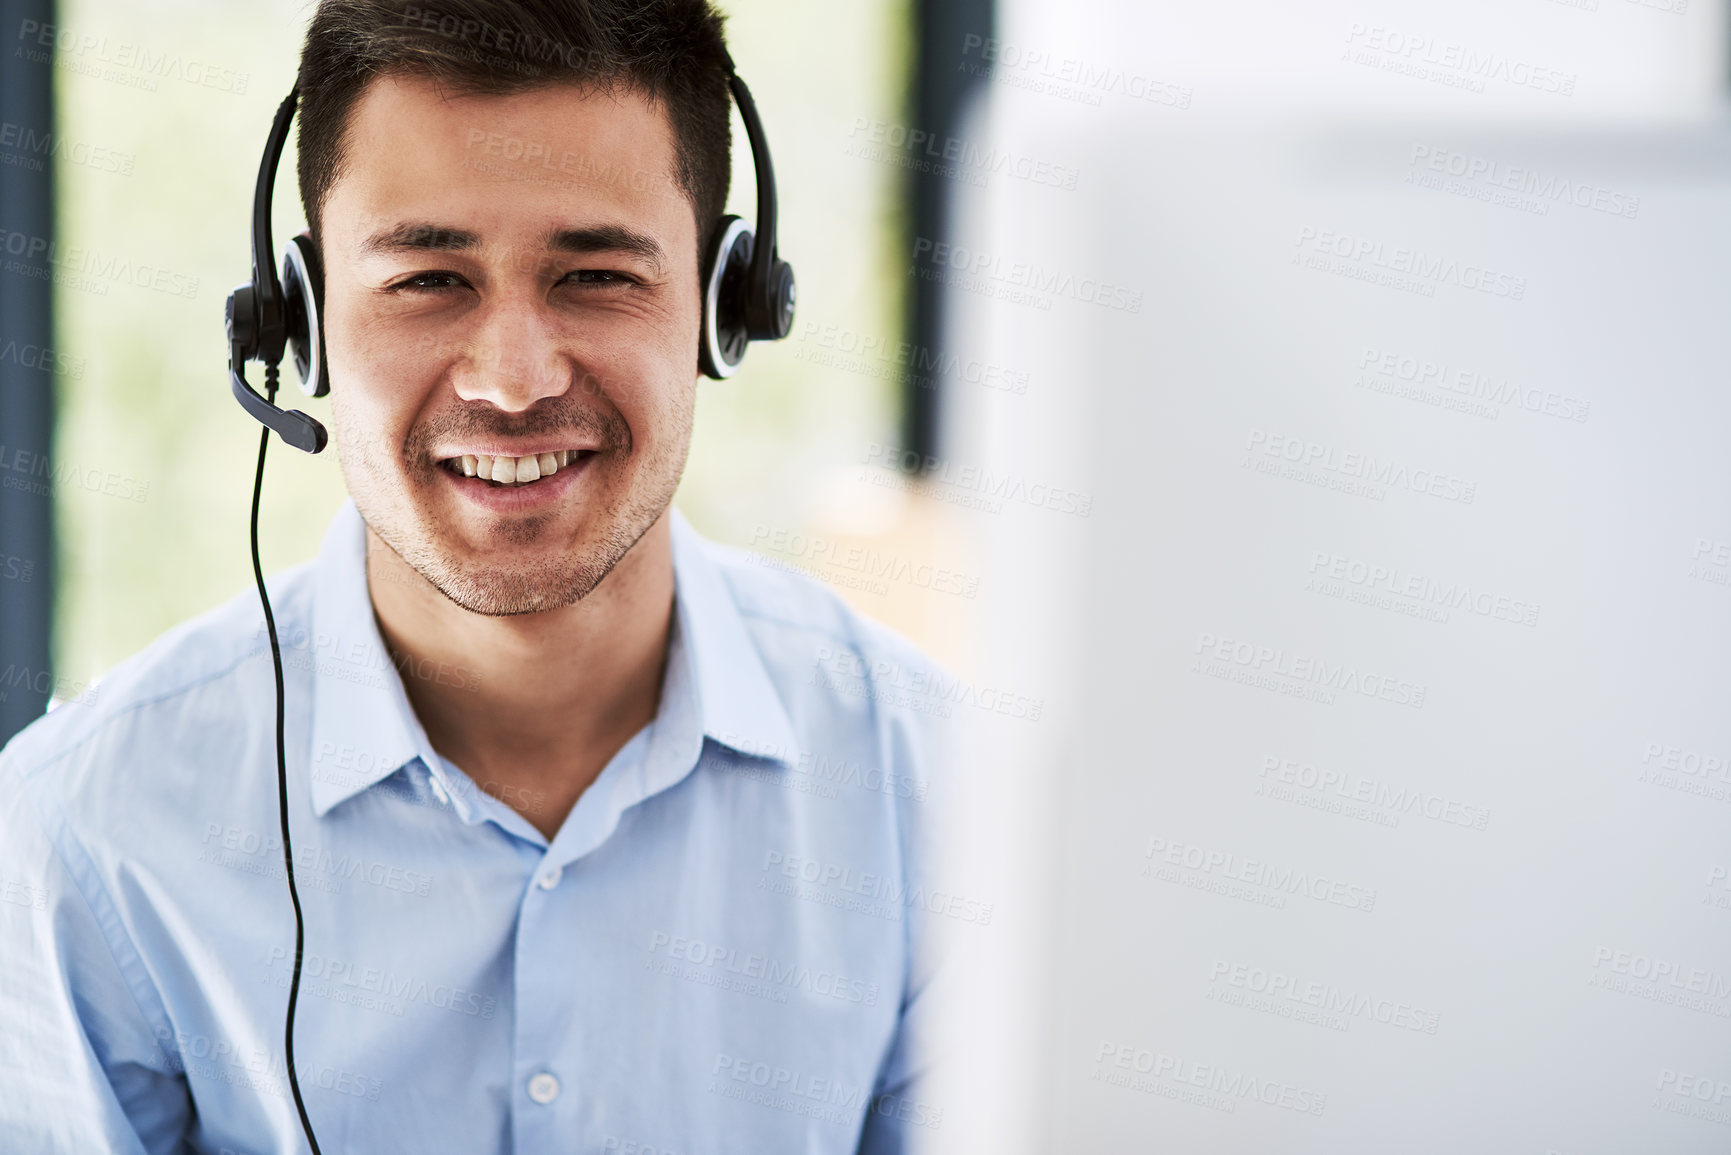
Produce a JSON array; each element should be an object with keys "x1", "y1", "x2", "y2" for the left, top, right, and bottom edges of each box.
[{"x1": 365, "y1": 511, "x2": 677, "y2": 839}]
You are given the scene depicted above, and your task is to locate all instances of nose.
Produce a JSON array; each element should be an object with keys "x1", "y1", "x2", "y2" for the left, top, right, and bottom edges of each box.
[{"x1": 450, "y1": 290, "x2": 571, "y2": 412}]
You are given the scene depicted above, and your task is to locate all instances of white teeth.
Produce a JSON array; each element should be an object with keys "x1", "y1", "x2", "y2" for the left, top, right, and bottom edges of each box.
[{"x1": 450, "y1": 451, "x2": 580, "y2": 484}]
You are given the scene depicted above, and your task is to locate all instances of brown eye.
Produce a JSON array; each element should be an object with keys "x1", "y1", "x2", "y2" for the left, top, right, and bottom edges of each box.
[
  {"x1": 564, "y1": 269, "x2": 636, "y2": 286},
  {"x1": 391, "y1": 272, "x2": 467, "y2": 293}
]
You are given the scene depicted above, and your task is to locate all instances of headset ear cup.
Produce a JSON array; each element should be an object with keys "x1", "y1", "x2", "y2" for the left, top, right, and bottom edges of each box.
[
  {"x1": 769, "y1": 259, "x2": 796, "y2": 340},
  {"x1": 699, "y1": 215, "x2": 753, "y2": 379},
  {"x1": 281, "y1": 233, "x2": 327, "y2": 398}
]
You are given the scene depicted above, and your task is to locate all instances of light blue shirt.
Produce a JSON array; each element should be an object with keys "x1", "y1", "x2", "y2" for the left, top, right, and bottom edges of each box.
[{"x1": 0, "y1": 501, "x2": 959, "y2": 1154}]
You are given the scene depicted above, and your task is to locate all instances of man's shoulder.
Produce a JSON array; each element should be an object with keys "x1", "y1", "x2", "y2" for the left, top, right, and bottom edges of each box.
[
  {"x1": 697, "y1": 531, "x2": 945, "y2": 680},
  {"x1": 0, "y1": 564, "x2": 315, "y2": 784}
]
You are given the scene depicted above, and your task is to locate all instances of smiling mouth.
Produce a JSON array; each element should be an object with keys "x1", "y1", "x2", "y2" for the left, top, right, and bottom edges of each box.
[{"x1": 439, "y1": 449, "x2": 596, "y2": 487}]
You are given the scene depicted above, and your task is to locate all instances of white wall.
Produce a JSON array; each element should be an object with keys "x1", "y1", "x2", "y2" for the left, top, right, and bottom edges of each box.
[{"x1": 938, "y1": 1, "x2": 1731, "y2": 1149}]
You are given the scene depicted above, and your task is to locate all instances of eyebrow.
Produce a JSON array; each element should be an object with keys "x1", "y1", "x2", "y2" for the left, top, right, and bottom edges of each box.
[
  {"x1": 548, "y1": 225, "x2": 665, "y2": 273},
  {"x1": 359, "y1": 222, "x2": 666, "y2": 273},
  {"x1": 360, "y1": 223, "x2": 476, "y2": 253}
]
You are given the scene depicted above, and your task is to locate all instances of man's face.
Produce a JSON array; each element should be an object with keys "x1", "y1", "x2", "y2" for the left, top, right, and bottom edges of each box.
[{"x1": 320, "y1": 73, "x2": 701, "y2": 616}]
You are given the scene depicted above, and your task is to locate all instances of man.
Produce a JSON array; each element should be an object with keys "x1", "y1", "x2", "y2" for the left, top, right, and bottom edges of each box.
[{"x1": 0, "y1": 2, "x2": 953, "y2": 1151}]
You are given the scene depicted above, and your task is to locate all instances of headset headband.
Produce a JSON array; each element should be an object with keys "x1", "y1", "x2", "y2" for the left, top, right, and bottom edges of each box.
[{"x1": 726, "y1": 71, "x2": 789, "y2": 341}]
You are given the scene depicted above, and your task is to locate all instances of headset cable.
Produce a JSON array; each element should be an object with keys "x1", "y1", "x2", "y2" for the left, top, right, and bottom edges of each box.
[{"x1": 248, "y1": 364, "x2": 325, "y2": 1155}]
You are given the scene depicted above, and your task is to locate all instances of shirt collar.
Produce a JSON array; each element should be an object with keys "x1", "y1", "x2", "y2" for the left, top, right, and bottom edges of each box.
[
  {"x1": 305, "y1": 501, "x2": 436, "y2": 818},
  {"x1": 306, "y1": 501, "x2": 797, "y2": 819},
  {"x1": 667, "y1": 506, "x2": 800, "y2": 770}
]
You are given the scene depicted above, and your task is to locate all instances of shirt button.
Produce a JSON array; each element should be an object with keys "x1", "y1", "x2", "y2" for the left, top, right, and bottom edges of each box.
[
  {"x1": 527, "y1": 1072, "x2": 560, "y2": 1104},
  {"x1": 536, "y1": 866, "x2": 562, "y2": 890}
]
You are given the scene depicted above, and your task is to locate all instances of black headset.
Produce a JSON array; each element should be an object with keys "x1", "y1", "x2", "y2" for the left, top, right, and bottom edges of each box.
[{"x1": 224, "y1": 64, "x2": 796, "y2": 454}]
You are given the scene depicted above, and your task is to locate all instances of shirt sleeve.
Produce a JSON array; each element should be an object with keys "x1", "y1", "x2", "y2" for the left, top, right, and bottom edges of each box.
[
  {"x1": 0, "y1": 755, "x2": 193, "y2": 1154},
  {"x1": 853, "y1": 944, "x2": 950, "y2": 1155},
  {"x1": 854, "y1": 694, "x2": 959, "y2": 1155}
]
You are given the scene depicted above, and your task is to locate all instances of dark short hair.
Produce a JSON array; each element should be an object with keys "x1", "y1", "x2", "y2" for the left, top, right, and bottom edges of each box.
[{"x1": 295, "y1": 0, "x2": 734, "y2": 268}]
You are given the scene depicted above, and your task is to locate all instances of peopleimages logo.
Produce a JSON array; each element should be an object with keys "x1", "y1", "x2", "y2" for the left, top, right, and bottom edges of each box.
[
  {"x1": 264, "y1": 946, "x2": 498, "y2": 1019},
  {"x1": 812, "y1": 645, "x2": 1045, "y2": 722},
  {"x1": 748, "y1": 525, "x2": 980, "y2": 599},
  {"x1": 1193, "y1": 630, "x2": 1428, "y2": 710},
  {"x1": 161, "y1": 1029, "x2": 383, "y2": 1105},
  {"x1": 1257, "y1": 754, "x2": 1491, "y2": 832},
  {"x1": 1093, "y1": 1042, "x2": 1327, "y2": 1116},
  {"x1": 15, "y1": 19, "x2": 251, "y2": 95},
  {"x1": 1654, "y1": 1068, "x2": 1731, "y2": 1127},
  {"x1": 1356, "y1": 347, "x2": 1589, "y2": 423},
  {"x1": 759, "y1": 849, "x2": 995, "y2": 926},
  {"x1": 845, "y1": 117, "x2": 1080, "y2": 191},
  {"x1": 1245, "y1": 428, "x2": 1477, "y2": 505},
  {"x1": 709, "y1": 1053, "x2": 943, "y2": 1130},
  {"x1": 0, "y1": 444, "x2": 147, "y2": 503},
  {"x1": 1306, "y1": 550, "x2": 1540, "y2": 628},
  {"x1": 0, "y1": 121, "x2": 135, "y2": 175},
  {"x1": 959, "y1": 35, "x2": 1194, "y2": 110},
  {"x1": 460, "y1": 126, "x2": 681, "y2": 200},
  {"x1": 1690, "y1": 538, "x2": 1731, "y2": 587},
  {"x1": 646, "y1": 932, "x2": 880, "y2": 1007},
  {"x1": 795, "y1": 321, "x2": 1029, "y2": 396},
  {"x1": 1144, "y1": 836, "x2": 1379, "y2": 912},
  {"x1": 200, "y1": 823, "x2": 434, "y2": 898},
  {"x1": 1295, "y1": 226, "x2": 1526, "y2": 300},
  {"x1": 911, "y1": 237, "x2": 1144, "y2": 314},
  {"x1": 1637, "y1": 739, "x2": 1731, "y2": 805},
  {"x1": 0, "y1": 228, "x2": 200, "y2": 299},
  {"x1": 1207, "y1": 960, "x2": 1441, "y2": 1033},
  {"x1": 1342, "y1": 23, "x2": 1577, "y2": 97},
  {"x1": 0, "y1": 879, "x2": 47, "y2": 911},
  {"x1": 261, "y1": 623, "x2": 484, "y2": 693},
  {"x1": 1406, "y1": 146, "x2": 1638, "y2": 220},
  {"x1": 863, "y1": 443, "x2": 1092, "y2": 518},
  {"x1": 0, "y1": 664, "x2": 98, "y2": 708},
  {"x1": 0, "y1": 337, "x2": 84, "y2": 379},
  {"x1": 1588, "y1": 945, "x2": 1731, "y2": 1018}
]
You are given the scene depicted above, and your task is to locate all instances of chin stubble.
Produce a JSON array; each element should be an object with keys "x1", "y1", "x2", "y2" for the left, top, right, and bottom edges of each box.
[{"x1": 337, "y1": 388, "x2": 691, "y2": 618}]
